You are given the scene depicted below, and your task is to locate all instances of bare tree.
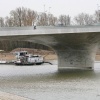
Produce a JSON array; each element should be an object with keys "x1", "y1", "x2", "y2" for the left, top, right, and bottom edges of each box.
[
  {"x1": 94, "y1": 10, "x2": 100, "y2": 23},
  {"x1": 10, "y1": 8, "x2": 22, "y2": 27},
  {"x1": 37, "y1": 12, "x2": 48, "y2": 26},
  {"x1": 26, "y1": 8, "x2": 37, "y2": 26},
  {"x1": 5, "y1": 16, "x2": 14, "y2": 27},
  {"x1": 1, "y1": 6, "x2": 99, "y2": 27},
  {"x1": 74, "y1": 13, "x2": 94, "y2": 25},
  {"x1": 58, "y1": 15, "x2": 71, "y2": 26},
  {"x1": 21, "y1": 7, "x2": 27, "y2": 26},
  {"x1": 9, "y1": 7, "x2": 37, "y2": 27},
  {"x1": 48, "y1": 14, "x2": 57, "y2": 26},
  {"x1": 0, "y1": 17, "x2": 4, "y2": 27},
  {"x1": 17, "y1": 7, "x2": 22, "y2": 26}
]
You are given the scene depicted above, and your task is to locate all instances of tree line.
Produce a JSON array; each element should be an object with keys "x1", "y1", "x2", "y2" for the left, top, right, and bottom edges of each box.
[{"x1": 0, "y1": 7, "x2": 100, "y2": 27}]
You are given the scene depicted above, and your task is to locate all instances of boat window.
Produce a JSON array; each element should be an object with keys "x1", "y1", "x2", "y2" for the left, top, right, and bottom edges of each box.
[
  {"x1": 20, "y1": 52, "x2": 27, "y2": 56},
  {"x1": 32, "y1": 56, "x2": 39, "y2": 57}
]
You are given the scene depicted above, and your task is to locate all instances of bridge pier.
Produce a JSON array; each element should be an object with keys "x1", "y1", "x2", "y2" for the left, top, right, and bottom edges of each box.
[{"x1": 56, "y1": 48, "x2": 97, "y2": 71}]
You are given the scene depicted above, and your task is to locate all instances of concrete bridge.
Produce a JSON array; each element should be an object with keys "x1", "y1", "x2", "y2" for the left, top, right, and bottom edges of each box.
[{"x1": 0, "y1": 25, "x2": 100, "y2": 70}]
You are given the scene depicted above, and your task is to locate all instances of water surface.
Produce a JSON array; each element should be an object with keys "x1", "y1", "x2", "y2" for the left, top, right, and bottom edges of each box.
[{"x1": 0, "y1": 62, "x2": 100, "y2": 100}]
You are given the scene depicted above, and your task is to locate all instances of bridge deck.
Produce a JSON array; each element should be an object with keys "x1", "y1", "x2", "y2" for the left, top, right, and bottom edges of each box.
[{"x1": 0, "y1": 25, "x2": 100, "y2": 36}]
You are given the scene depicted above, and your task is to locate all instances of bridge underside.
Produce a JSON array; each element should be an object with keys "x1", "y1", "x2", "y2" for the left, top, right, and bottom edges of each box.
[
  {"x1": 25, "y1": 32, "x2": 100, "y2": 70},
  {"x1": 0, "y1": 32, "x2": 100, "y2": 70}
]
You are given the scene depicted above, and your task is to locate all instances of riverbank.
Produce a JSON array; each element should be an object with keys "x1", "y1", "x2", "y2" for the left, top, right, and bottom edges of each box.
[
  {"x1": 0, "y1": 48, "x2": 57, "y2": 62},
  {"x1": 0, "y1": 48, "x2": 100, "y2": 62},
  {"x1": 1, "y1": 54, "x2": 100, "y2": 61},
  {"x1": 0, "y1": 91, "x2": 30, "y2": 100},
  {"x1": 0, "y1": 53, "x2": 100, "y2": 62}
]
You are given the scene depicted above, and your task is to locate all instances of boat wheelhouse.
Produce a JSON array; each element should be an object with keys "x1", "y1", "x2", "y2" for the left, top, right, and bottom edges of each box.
[{"x1": 14, "y1": 51, "x2": 44, "y2": 65}]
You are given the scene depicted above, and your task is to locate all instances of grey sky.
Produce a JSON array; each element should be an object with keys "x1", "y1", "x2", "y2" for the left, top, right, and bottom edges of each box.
[{"x1": 0, "y1": 0, "x2": 99, "y2": 17}]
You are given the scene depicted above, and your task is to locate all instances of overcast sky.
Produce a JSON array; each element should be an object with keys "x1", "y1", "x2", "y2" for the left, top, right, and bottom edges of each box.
[{"x1": 0, "y1": 0, "x2": 100, "y2": 18}]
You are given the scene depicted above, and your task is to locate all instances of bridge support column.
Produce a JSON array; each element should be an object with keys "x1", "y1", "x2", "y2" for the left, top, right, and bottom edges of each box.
[{"x1": 57, "y1": 49, "x2": 96, "y2": 71}]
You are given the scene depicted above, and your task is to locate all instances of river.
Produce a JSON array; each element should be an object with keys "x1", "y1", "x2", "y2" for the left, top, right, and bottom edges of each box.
[{"x1": 0, "y1": 62, "x2": 100, "y2": 100}]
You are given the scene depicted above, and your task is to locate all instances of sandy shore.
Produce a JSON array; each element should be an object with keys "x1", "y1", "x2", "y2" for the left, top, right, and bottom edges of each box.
[{"x1": 0, "y1": 91, "x2": 31, "y2": 100}]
